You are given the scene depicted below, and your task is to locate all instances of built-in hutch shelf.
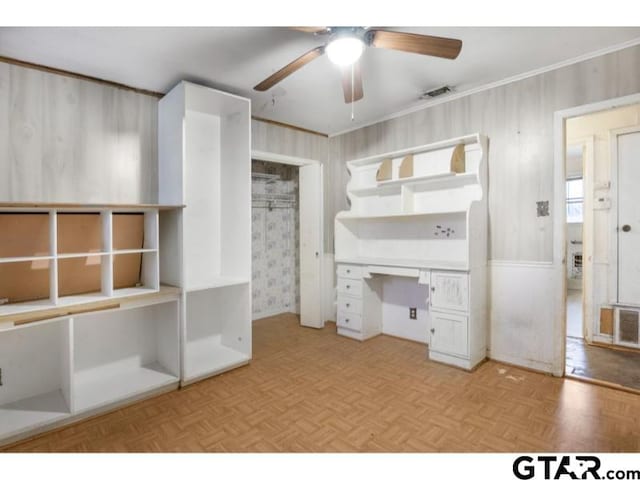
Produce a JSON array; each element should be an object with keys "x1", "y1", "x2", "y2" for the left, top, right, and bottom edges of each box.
[
  {"x1": 0, "y1": 203, "x2": 182, "y2": 323},
  {"x1": 159, "y1": 81, "x2": 252, "y2": 386},
  {"x1": 0, "y1": 202, "x2": 184, "y2": 446},
  {"x1": 335, "y1": 133, "x2": 488, "y2": 370}
]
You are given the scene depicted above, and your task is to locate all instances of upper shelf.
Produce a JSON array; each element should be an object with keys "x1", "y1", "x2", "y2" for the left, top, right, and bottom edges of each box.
[
  {"x1": 348, "y1": 133, "x2": 482, "y2": 167},
  {"x1": 0, "y1": 202, "x2": 185, "y2": 212},
  {"x1": 350, "y1": 172, "x2": 478, "y2": 196}
]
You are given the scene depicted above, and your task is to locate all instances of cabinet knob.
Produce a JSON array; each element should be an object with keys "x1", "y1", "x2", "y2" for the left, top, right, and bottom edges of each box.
[
  {"x1": 622, "y1": 224, "x2": 631, "y2": 232},
  {"x1": 346, "y1": 269, "x2": 351, "y2": 273},
  {"x1": 431, "y1": 286, "x2": 435, "y2": 292},
  {"x1": 346, "y1": 285, "x2": 351, "y2": 289},
  {"x1": 430, "y1": 328, "x2": 435, "y2": 334},
  {"x1": 346, "y1": 303, "x2": 350, "y2": 307},
  {"x1": 345, "y1": 318, "x2": 350, "y2": 323}
]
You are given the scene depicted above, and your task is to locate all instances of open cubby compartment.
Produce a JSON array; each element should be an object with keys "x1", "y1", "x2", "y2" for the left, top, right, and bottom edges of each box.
[
  {"x1": 403, "y1": 181, "x2": 483, "y2": 215},
  {"x1": 0, "y1": 258, "x2": 55, "y2": 316},
  {"x1": 112, "y1": 251, "x2": 159, "y2": 297},
  {"x1": 112, "y1": 210, "x2": 158, "y2": 251},
  {"x1": 0, "y1": 211, "x2": 52, "y2": 260},
  {"x1": 0, "y1": 318, "x2": 72, "y2": 442},
  {"x1": 183, "y1": 283, "x2": 252, "y2": 383},
  {"x1": 335, "y1": 212, "x2": 469, "y2": 268},
  {"x1": 350, "y1": 185, "x2": 403, "y2": 217},
  {"x1": 72, "y1": 300, "x2": 180, "y2": 413},
  {"x1": 57, "y1": 212, "x2": 106, "y2": 255}
]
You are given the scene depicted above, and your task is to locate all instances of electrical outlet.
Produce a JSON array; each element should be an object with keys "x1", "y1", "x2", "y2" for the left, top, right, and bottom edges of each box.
[{"x1": 409, "y1": 308, "x2": 417, "y2": 320}]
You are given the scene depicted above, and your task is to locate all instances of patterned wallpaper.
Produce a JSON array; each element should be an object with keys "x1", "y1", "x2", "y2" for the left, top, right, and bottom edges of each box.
[{"x1": 251, "y1": 161, "x2": 300, "y2": 319}]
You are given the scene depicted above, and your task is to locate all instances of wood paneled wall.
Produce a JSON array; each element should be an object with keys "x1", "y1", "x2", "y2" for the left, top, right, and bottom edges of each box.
[
  {"x1": 328, "y1": 44, "x2": 640, "y2": 261},
  {"x1": 0, "y1": 63, "x2": 158, "y2": 204}
]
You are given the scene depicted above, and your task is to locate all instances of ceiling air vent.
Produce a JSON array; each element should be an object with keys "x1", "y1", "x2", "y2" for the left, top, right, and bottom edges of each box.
[{"x1": 421, "y1": 85, "x2": 453, "y2": 99}]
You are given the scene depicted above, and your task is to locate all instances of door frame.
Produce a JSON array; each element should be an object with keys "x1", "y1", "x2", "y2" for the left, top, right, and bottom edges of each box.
[
  {"x1": 251, "y1": 149, "x2": 325, "y2": 325},
  {"x1": 553, "y1": 92, "x2": 640, "y2": 376}
]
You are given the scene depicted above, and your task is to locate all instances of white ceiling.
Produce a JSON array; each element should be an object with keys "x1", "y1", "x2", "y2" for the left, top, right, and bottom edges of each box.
[{"x1": 1, "y1": 27, "x2": 639, "y2": 135}]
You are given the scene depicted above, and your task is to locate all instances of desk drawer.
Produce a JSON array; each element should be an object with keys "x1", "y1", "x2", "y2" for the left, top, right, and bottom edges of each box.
[
  {"x1": 337, "y1": 264, "x2": 363, "y2": 279},
  {"x1": 337, "y1": 278, "x2": 363, "y2": 297},
  {"x1": 337, "y1": 311, "x2": 362, "y2": 331},
  {"x1": 337, "y1": 296, "x2": 362, "y2": 315}
]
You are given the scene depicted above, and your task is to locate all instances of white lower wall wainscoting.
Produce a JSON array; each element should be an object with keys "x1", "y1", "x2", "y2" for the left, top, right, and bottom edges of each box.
[{"x1": 489, "y1": 261, "x2": 563, "y2": 375}]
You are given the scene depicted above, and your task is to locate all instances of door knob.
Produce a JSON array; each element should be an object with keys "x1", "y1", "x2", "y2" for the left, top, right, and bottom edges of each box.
[{"x1": 622, "y1": 224, "x2": 631, "y2": 232}]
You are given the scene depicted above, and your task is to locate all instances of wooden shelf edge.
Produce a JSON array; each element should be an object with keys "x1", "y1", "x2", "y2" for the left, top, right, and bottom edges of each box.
[
  {"x1": 3, "y1": 285, "x2": 182, "y2": 327},
  {"x1": 0, "y1": 202, "x2": 185, "y2": 211}
]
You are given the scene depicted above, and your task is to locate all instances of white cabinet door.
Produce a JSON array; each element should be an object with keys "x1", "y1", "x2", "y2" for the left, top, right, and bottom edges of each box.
[
  {"x1": 617, "y1": 131, "x2": 640, "y2": 305},
  {"x1": 299, "y1": 163, "x2": 324, "y2": 328},
  {"x1": 430, "y1": 271, "x2": 469, "y2": 312},
  {"x1": 430, "y1": 311, "x2": 468, "y2": 357}
]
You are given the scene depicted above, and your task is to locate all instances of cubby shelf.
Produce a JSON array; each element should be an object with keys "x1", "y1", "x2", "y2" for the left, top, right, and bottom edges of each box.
[
  {"x1": 0, "y1": 390, "x2": 70, "y2": 440},
  {"x1": 74, "y1": 364, "x2": 178, "y2": 413},
  {"x1": 0, "y1": 205, "x2": 181, "y2": 321},
  {"x1": 184, "y1": 340, "x2": 250, "y2": 384}
]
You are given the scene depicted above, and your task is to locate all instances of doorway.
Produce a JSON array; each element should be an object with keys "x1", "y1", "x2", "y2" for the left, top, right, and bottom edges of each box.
[
  {"x1": 251, "y1": 150, "x2": 325, "y2": 329},
  {"x1": 561, "y1": 102, "x2": 640, "y2": 390}
]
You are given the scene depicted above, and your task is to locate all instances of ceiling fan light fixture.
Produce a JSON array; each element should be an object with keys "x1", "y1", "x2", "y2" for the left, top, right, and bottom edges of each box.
[{"x1": 326, "y1": 36, "x2": 364, "y2": 67}]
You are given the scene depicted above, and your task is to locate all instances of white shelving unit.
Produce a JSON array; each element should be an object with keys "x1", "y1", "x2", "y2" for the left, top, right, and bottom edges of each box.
[
  {"x1": 0, "y1": 204, "x2": 179, "y2": 322},
  {"x1": 0, "y1": 291, "x2": 180, "y2": 446},
  {"x1": 335, "y1": 133, "x2": 488, "y2": 370},
  {"x1": 159, "y1": 81, "x2": 252, "y2": 386},
  {"x1": 0, "y1": 202, "x2": 183, "y2": 446}
]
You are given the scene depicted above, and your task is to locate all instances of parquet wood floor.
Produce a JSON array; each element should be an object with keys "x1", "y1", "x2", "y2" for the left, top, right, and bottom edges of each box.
[{"x1": 4, "y1": 313, "x2": 640, "y2": 452}]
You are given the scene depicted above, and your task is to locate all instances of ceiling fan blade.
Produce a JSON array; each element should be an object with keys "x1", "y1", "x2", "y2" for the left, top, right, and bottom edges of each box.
[
  {"x1": 341, "y1": 61, "x2": 363, "y2": 103},
  {"x1": 369, "y1": 29, "x2": 462, "y2": 59},
  {"x1": 289, "y1": 27, "x2": 329, "y2": 34},
  {"x1": 254, "y1": 46, "x2": 325, "y2": 91}
]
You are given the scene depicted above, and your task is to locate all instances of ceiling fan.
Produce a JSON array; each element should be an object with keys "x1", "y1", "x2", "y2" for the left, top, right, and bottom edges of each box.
[{"x1": 253, "y1": 27, "x2": 463, "y2": 104}]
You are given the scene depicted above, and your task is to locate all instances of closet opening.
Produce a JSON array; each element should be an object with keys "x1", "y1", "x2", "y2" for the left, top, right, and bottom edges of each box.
[
  {"x1": 250, "y1": 152, "x2": 325, "y2": 329},
  {"x1": 251, "y1": 160, "x2": 301, "y2": 321},
  {"x1": 562, "y1": 102, "x2": 640, "y2": 391}
]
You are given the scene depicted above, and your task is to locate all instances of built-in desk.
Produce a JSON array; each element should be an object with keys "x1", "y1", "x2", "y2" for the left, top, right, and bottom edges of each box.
[
  {"x1": 336, "y1": 260, "x2": 486, "y2": 370},
  {"x1": 334, "y1": 133, "x2": 489, "y2": 371}
]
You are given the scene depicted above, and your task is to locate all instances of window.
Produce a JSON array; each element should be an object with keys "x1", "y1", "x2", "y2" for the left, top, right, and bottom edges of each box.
[{"x1": 566, "y1": 177, "x2": 583, "y2": 223}]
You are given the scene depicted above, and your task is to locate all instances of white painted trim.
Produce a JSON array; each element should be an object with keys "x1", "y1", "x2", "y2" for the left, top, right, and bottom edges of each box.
[
  {"x1": 488, "y1": 260, "x2": 554, "y2": 268},
  {"x1": 553, "y1": 94, "x2": 640, "y2": 378},
  {"x1": 252, "y1": 307, "x2": 296, "y2": 321},
  {"x1": 329, "y1": 38, "x2": 640, "y2": 137}
]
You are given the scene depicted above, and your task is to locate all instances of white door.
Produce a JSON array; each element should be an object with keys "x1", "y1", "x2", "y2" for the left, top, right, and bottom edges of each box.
[
  {"x1": 299, "y1": 163, "x2": 324, "y2": 328},
  {"x1": 618, "y1": 131, "x2": 640, "y2": 305}
]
